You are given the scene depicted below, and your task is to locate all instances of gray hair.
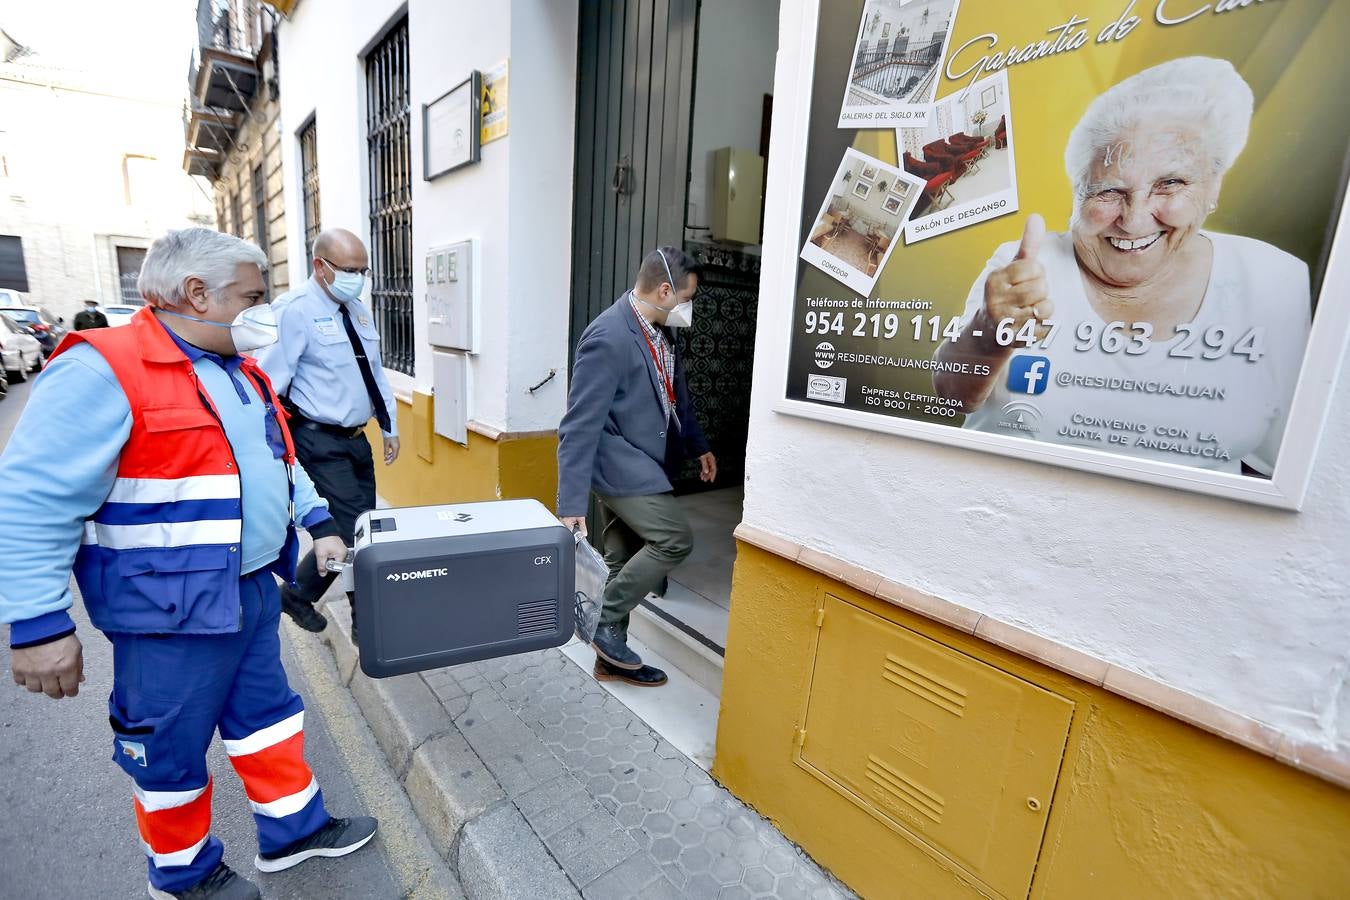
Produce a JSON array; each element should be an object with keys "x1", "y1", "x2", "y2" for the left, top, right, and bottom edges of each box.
[
  {"x1": 137, "y1": 228, "x2": 268, "y2": 306},
  {"x1": 1065, "y1": 57, "x2": 1253, "y2": 201}
]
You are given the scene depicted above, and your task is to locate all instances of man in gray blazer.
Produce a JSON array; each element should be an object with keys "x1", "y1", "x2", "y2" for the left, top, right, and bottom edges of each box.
[{"x1": 558, "y1": 247, "x2": 717, "y2": 687}]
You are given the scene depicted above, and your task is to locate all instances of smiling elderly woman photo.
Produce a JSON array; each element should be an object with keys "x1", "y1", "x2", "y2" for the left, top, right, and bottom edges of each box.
[{"x1": 934, "y1": 56, "x2": 1312, "y2": 476}]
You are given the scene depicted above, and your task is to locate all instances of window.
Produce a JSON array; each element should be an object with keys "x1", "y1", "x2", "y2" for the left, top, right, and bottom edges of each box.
[
  {"x1": 299, "y1": 117, "x2": 320, "y2": 273},
  {"x1": 0, "y1": 235, "x2": 28, "y2": 292},
  {"x1": 230, "y1": 191, "x2": 244, "y2": 239},
  {"x1": 252, "y1": 162, "x2": 268, "y2": 256},
  {"x1": 122, "y1": 154, "x2": 156, "y2": 206},
  {"x1": 364, "y1": 17, "x2": 414, "y2": 375},
  {"x1": 116, "y1": 246, "x2": 146, "y2": 304}
]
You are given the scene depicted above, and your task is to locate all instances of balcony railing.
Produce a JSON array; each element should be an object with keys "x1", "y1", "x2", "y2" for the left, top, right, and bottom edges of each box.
[{"x1": 184, "y1": 0, "x2": 277, "y2": 176}]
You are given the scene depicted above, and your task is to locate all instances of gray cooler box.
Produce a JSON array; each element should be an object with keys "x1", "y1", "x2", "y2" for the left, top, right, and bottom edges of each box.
[{"x1": 344, "y1": 499, "x2": 575, "y2": 678}]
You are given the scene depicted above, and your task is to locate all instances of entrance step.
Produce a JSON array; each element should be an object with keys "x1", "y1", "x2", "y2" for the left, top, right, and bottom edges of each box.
[{"x1": 629, "y1": 600, "x2": 724, "y2": 698}]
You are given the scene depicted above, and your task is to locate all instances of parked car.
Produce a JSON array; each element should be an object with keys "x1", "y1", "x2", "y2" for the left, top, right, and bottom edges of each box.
[
  {"x1": 103, "y1": 304, "x2": 143, "y2": 327},
  {"x1": 0, "y1": 305, "x2": 67, "y2": 356},
  {"x1": 0, "y1": 288, "x2": 27, "y2": 307},
  {"x1": 0, "y1": 313, "x2": 43, "y2": 382}
]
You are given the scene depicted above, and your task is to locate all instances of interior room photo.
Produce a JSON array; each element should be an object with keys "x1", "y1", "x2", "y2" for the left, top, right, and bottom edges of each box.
[
  {"x1": 807, "y1": 154, "x2": 909, "y2": 277},
  {"x1": 901, "y1": 75, "x2": 1013, "y2": 218}
]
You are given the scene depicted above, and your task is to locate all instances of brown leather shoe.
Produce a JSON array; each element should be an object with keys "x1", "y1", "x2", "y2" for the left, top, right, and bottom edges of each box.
[{"x1": 593, "y1": 658, "x2": 668, "y2": 687}]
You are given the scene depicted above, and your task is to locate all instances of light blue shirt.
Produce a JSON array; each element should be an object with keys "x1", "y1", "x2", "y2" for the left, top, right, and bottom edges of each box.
[
  {"x1": 257, "y1": 277, "x2": 399, "y2": 437},
  {"x1": 0, "y1": 318, "x2": 331, "y2": 638}
]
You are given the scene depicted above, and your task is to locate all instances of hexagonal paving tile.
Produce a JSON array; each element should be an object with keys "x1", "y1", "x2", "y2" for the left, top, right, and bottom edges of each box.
[
  {"x1": 661, "y1": 777, "x2": 692, "y2": 802},
  {"x1": 710, "y1": 854, "x2": 744, "y2": 886},
  {"x1": 643, "y1": 811, "x2": 675, "y2": 837},
  {"x1": 705, "y1": 830, "x2": 735, "y2": 857},
  {"x1": 679, "y1": 844, "x2": 713, "y2": 875},
  {"x1": 696, "y1": 805, "x2": 727, "y2": 829},
  {"x1": 656, "y1": 756, "x2": 685, "y2": 778},
  {"x1": 763, "y1": 845, "x2": 797, "y2": 876},
  {"x1": 669, "y1": 797, "x2": 698, "y2": 822},
  {"x1": 672, "y1": 820, "x2": 704, "y2": 849},
  {"x1": 742, "y1": 865, "x2": 775, "y2": 895},
  {"x1": 735, "y1": 840, "x2": 765, "y2": 868},
  {"x1": 686, "y1": 872, "x2": 723, "y2": 899},
  {"x1": 729, "y1": 812, "x2": 759, "y2": 837},
  {"x1": 719, "y1": 885, "x2": 753, "y2": 900},
  {"x1": 612, "y1": 782, "x2": 641, "y2": 804},
  {"x1": 650, "y1": 836, "x2": 682, "y2": 865}
]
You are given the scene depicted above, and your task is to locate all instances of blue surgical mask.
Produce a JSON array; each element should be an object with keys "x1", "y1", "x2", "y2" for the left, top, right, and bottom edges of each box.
[{"x1": 329, "y1": 270, "x2": 365, "y2": 303}]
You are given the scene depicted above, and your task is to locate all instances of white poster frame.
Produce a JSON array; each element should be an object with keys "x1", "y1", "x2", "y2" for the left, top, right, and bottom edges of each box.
[{"x1": 768, "y1": 0, "x2": 1350, "y2": 511}]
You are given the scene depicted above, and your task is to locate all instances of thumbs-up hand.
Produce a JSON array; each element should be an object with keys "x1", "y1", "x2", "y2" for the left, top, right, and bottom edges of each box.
[{"x1": 982, "y1": 214, "x2": 1052, "y2": 338}]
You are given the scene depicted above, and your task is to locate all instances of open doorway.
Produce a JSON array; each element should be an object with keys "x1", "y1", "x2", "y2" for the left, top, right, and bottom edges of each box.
[
  {"x1": 658, "y1": 0, "x2": 777, "y2": 664},
  {"x1": 568, "y1": 0, "x2": 779, "y2": 700}
]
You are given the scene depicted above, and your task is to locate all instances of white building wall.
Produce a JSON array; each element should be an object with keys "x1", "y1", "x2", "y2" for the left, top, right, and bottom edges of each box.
[
  {"x1": 744, "y1": 0, "x2": 1350, "y2": 753},
  {"x1": 277, "y1": 0, "x2": 577, "y2": 431},
  {"x1": 0, "y1": 66, "x2": 214, "y2": 320}
]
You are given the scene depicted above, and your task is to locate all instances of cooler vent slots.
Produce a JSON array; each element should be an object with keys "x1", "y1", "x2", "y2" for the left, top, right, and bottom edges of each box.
[{"x1": 516, "y1": 598, "x2": 557, "y2": 636}]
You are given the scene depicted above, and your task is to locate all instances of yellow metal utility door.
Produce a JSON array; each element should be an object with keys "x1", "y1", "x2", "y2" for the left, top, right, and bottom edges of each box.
[{"x1": 797, "y1": 595, "x2": 1074, "y2": 898}]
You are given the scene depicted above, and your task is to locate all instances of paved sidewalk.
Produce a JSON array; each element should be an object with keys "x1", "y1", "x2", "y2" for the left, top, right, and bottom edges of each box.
[{"x1": 319, "y1": 599, "x2": 854, "y2": 900}]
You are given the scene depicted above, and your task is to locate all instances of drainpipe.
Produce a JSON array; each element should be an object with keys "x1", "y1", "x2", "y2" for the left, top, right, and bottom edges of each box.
[{"x1": 89, "y1": 235, "x2": 103, "y2": 304}]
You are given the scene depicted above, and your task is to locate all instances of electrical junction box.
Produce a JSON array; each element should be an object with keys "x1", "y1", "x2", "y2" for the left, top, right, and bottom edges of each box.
[
  {"x1": 349, "y1": 500, "x2": 575, "y2": 678},
  {"x1": 711, "y1": 147, "x2": 765, "y2": 244},
  {"x1": 426, "y1": 239, "x2": 474, "y2": 351},
  {"x1": 432, "y1": 349, "x2": 468, "y2": 445}
]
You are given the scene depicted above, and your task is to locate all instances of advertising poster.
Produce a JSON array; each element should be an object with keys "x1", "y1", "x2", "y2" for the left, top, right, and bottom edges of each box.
[{"x1": 786, "y1": 0, "x2": 1350, "y2": 489}]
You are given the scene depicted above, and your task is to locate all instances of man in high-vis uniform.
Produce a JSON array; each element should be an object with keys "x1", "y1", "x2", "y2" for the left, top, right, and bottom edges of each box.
[{"x1": 0, "y1": 229, "x2": 377, "y2": 899}]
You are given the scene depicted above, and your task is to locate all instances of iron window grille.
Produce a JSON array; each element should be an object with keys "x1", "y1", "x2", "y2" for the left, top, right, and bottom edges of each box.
[
  {"x1": 364, "y1": 18, "x2": 414, "y2": 376},
  {"x1": 299, "y1": 117, "x2": 320, "y2": 274}
]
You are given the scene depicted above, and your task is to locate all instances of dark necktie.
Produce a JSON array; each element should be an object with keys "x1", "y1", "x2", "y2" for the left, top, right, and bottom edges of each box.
[{"x1": 338, "y1": 303, "x2": 392, "y2": 433}]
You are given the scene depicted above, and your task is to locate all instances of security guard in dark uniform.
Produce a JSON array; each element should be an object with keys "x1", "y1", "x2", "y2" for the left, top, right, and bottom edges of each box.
[
  {"x1": 257, "y1": 228, "x2": 399, "y2": 633},
  {"x1": 73, "y1": 299, "x2": 108, "y2": 331}
]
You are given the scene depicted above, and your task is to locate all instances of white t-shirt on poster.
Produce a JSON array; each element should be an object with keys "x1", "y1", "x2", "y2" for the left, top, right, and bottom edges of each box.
[{"x1": 958, "y1": 231, "x2": 1311, "y2": 476}]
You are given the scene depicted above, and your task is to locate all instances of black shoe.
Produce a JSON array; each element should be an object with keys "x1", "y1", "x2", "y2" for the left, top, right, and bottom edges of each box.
[
  {"x1": 594, "y1": 658, "x2": 668, "y2": 687},
  {"x1": 281, "y1": 590, "x2": 327, "y2": 632},
  {"x1": 148, "y1": 863, "x2": 260, "y2": 899},
  {"x1": 591, "y1": 621, "x2": 642, "y2": 670},
  {"x1": 255, "y1": 816, "x2": 378, "y2": 873}
]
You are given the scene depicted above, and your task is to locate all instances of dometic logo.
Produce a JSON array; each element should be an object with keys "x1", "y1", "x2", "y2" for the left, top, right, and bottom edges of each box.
[
  {"x1": 386, "y1": 567, "x2": 449, "y2": 582},
  {"x1": 435, "y1": 511, "x2": 474, "y2": 523}
]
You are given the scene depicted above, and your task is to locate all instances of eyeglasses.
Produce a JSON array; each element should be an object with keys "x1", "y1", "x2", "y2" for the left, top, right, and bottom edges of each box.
[{"x1": 319, "y1": 257, "x2": 371, "y2": 276}]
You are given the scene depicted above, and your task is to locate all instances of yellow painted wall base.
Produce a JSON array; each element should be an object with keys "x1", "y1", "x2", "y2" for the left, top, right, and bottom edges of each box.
[
  {"x1": 715, "y1": 542, "x2": 1350, "y2": 899},
  {"x1": 367, "y1": 398, "x2": 558, "y2": 511}
]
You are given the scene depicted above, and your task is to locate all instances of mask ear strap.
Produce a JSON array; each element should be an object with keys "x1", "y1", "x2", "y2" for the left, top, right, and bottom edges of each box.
[{"x1": 656, "y1": 249, "x2": 677, "y2": 299}]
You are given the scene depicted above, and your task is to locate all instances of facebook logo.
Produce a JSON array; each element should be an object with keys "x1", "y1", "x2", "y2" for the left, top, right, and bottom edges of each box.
[{"x1": 1007, "y1": 356, "x2": 1051, "y2": 395}]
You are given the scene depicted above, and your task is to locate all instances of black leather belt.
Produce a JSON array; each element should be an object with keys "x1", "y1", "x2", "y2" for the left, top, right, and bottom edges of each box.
[{"x1": 291, "y1": 417, "x2": 364, "y2": 439}]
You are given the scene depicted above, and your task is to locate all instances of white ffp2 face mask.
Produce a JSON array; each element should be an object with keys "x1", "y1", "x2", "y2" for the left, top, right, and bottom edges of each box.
[
  {"x1": 664, "y1": 301, "x2": 693, "y2": 328},
  {"x1": 161, "y1": 303, "x2": 279, "y2": 353},
  {"x1": 656, "y1": 249, "x2": 694, "y2": 328}
]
